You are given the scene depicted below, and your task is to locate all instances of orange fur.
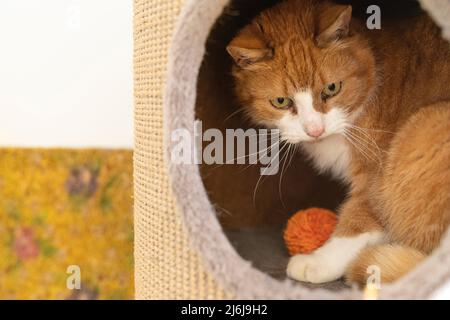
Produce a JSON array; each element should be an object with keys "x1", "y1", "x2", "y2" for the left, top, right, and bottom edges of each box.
[
  {"x1": 346, "y1": 104, "x2": 450, "y2": 285},
  {"x1": 228, "y1": 0, "x2": 376, "y2": 127},
  {"x1": 227, "y1": 0, "x2": 450, "y2": 285},
  {"x1": 346, "y1": 245, "x2": 426, "y2": 285}
]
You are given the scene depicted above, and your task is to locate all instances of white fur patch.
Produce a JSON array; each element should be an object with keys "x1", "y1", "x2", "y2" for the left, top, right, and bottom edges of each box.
[
  {"x1": 287, "y1": 232, "x2": 384, "y2": 284},
  {"x1": 275, "y1": 89, "x2": 353, "y2": 180},
  {"x1": 302, "y1": 107, "x2": 352, "y2": 180},
  {"x1": 301, "y1": 134, "x2": 351, "y2": 181},
  {"x1": 277, "y1": 113, "x2": 310, "y2": 143},
  {"x1": 294, "y1": 90, "x2": 323, "y2": 129}
]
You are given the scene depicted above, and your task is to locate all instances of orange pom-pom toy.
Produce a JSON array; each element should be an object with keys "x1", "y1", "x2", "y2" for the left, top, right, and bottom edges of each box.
[{"x1": 284, "y1": 208, "x2": 337, "y2": 255}]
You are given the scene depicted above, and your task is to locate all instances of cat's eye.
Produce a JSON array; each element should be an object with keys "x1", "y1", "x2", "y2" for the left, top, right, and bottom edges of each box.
[
  {"x1": 321, "y1": 82, "x2": 342, "y2": 100},
  {"x1": 270, "y1": 97, "x2": 293, "y2": 109}
]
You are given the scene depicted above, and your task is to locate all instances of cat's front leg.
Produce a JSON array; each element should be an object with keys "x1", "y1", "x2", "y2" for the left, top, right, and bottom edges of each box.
[
  {"x1": 286, "y1": 232, "x2": 384, "y2": 283},
  {"x1": 287, "y1": 197, "x2": 385, "y2": 283}
]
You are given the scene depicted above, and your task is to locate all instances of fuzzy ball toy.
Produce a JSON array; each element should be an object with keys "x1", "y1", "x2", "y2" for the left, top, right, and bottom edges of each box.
[{"x1": 284, "y1": 208, "x2": 337, "y2": 255}]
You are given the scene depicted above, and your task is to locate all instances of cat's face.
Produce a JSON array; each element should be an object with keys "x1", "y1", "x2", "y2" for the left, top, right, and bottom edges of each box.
[{"x1": 227, "y1": 1, "x2": 376, "y2": 144}]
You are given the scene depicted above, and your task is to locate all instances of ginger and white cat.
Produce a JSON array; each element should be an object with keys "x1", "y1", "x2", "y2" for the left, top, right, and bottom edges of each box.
[{"x1": 227, "y1": 0, "x2": 450, "y2": 285}]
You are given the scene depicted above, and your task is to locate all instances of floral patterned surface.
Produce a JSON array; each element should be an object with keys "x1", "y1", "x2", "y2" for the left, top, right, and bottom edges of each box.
[{"x1": 0, "y1": 149, "x2": 134, "y2": 299}]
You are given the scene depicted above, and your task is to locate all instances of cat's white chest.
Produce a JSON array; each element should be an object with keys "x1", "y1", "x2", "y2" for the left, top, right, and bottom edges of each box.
[{"x1": 301, "y1": 135, "x2": 351, "y2": 182}]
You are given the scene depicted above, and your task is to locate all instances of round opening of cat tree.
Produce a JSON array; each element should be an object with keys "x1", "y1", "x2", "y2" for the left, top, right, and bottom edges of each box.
[{"x1": 165, "y1": 0, "x2": 450, "y2": 299}]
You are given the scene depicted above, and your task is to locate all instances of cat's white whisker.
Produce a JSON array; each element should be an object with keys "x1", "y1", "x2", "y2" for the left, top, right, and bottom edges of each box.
[
  {"x1": 278, "y1": 143, "x2": 294, "y2": 207},
  {"x1": 351, "y1": 124, "x2": 395, "y2": 135},
  {"x1": 222, "y1": 108, "x2": 245, "y2": 123},
  {"x1": 253, "y1": 141, "x2": 288, "y2": 206},
  {"x1": 345, "y1": 129, "x2": 379, "y2": 159},
  {"x1": 344, "y1": 130, "x2": 379, "y2": 165},
  {"x1": 209, "y1": 138, "x2": 280, "y2": 171},
  {"x1": 347, "y1": 125, "x2": 386, "y2": 157}
]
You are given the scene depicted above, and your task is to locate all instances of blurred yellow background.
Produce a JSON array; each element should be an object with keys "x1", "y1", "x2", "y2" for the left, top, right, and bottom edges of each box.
[{"x1": 0, "y1": 149, "x2": 134, "y2": 299}]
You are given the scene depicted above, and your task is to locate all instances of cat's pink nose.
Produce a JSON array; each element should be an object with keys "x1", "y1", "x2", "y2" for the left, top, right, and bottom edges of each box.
[{"x1": 305, "y1": 124, "x2": 325, "y2": 138}]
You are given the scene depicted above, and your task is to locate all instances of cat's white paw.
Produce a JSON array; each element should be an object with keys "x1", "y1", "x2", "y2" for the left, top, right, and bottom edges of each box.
[
  {"x1": 286, "y1": 253, "x2": 342, "y2": 283},
  {"x1": 286, "y1": 233, "x2": 385, "y2": 283}
]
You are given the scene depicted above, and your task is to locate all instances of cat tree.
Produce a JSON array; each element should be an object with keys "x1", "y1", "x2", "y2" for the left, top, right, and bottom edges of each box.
[{"x1": 134, "y1": 0, "x2": 450, "y2": 299}]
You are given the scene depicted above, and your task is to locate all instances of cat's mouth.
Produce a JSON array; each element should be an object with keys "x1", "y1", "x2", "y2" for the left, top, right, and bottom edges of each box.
[{"x1": 282, "y1": 131, "x2": 338, "y2": 145}]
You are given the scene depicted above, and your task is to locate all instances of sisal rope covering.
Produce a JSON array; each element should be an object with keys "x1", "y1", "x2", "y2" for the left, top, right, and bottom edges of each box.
[
  {"x1": 134, "y1": 0, "x2": 450, "y2": 300},
  {"x1": 133, "y1": 0, "x2": 230, "y2": 299}
]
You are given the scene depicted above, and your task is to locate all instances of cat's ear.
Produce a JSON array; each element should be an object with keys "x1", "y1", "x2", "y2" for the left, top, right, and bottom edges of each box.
[
  {"x1": 316, "y1": 5, "x2": 352, "y2": 47},
  {"x1": 227, "y1": 24, "x2": 273, "y2": 69},
  {"x1": 227, "y1": 46, "x2": 273, "y2": 68}
]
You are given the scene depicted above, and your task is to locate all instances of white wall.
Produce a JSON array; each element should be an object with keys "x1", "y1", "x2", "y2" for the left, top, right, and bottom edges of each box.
[{"x1": 0, "y1": 0, "x2": 133, "y2": 148}]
